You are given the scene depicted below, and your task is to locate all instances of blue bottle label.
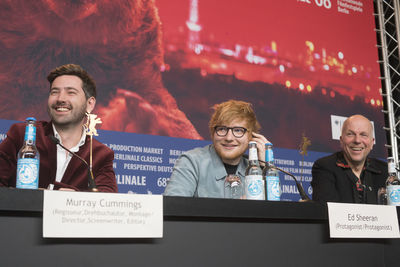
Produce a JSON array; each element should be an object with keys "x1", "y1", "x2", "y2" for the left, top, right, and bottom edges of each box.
[
  {"x1": 245, "y1": 175, "x2": 265, "y2": 200},
  {"x1": 16, "y1": 158, "x2": 39, "y2": 189},
  {"x1": 24, "y1": 124, "x2": 36, "y2": 142},
  {"x1": 387, "y1": 185, "x2": 400, "y2": 206},
  {"x1": 266, "y1": 176, "x2": 280, "y2": 201},
  {"x1": 265, "y1": 149, "x2": 274, "y2": 162}
]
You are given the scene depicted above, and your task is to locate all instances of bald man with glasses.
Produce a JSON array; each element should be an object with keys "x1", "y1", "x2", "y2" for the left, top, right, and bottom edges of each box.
[{"x1": 164, "y1": 100, "x2": 269, "y2": 198}]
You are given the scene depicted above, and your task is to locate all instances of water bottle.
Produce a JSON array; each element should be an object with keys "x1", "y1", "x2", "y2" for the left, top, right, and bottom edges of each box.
[
  {"x1": 263, "y1": 142, "x2": 281, "y2": 201},
  {"x1": 244, "y1": 141, "x2": 265, "y2": 200},
  {"x1": 224, "y1": 174, "x2": 243, "y2": 199},
  {"x1": 386, "y1": 157, "x2": 400, "y2": 206},
  {"x1": 16, "y1": 117, "x2": 40, "y2": 189}
]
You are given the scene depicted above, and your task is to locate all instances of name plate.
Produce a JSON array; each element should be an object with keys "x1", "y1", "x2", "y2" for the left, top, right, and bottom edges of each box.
[
  {"x1": 327, "y1": 202, "x2": 400, "y2": 238},
  {"x1": 43, "y1": 191, "x2": 163, "y2": 238}
]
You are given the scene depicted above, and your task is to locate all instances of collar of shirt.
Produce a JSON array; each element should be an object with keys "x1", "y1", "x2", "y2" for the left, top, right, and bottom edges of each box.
[
  {"x1": 336, "y1": 151, "x2": 367, "y2": 171},
  {"x1": 52, "y1": 124, "x2": 87, "y2": 183},
  {"x1": 335, "y1": 151, "x2": 382, "y2": 174},
  {"x1": 52, "y1": 124, "x2": 87, "y2": 152}
]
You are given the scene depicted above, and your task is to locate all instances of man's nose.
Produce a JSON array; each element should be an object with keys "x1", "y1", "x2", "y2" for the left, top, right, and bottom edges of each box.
[
  {"x1": 56, "y1": 90, "x2": 68, "y2": 101},
  {"x1": 225, "y1": 129, "x2": 235, "y2": 140},
  {"x1": 353, "y1": 135, "x2": 361, "y2": 143}
]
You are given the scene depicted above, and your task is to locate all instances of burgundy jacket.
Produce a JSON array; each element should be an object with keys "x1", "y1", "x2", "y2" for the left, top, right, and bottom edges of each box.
[{"x1": 0, "y1": 121, "x2": 118, "y2": 192}]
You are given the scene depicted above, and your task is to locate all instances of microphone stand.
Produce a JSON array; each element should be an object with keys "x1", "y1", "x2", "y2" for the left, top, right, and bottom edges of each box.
[{"x1": 50, "y1": 135, "x2": 98, "y2": 192}]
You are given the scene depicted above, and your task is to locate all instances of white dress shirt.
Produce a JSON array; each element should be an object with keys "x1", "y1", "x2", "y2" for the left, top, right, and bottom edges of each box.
[{"x1": 53, "y1": 125, "x2": 86, "y2": 184}]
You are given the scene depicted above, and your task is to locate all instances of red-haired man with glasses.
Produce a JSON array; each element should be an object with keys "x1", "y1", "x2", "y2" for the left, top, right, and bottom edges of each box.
[{"x1": 164, "y1": 100, "x2": 269, "y2": 197}]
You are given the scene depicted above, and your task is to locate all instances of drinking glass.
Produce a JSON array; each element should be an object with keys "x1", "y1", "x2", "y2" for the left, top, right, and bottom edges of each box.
[
  {"x1": 224, "y1": 175, "x2": 243, "y2": 199},
  {"x1": 377, "y1": 187, "x2": 387, "y2": 205}
]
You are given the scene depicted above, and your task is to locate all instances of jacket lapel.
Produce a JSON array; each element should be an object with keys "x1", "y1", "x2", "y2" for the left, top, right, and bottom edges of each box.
[
  {"x1": 61, "y1": 136, "x2": 89, "y2": 186},
  {"x1": 343, "y1": 168, "x2": 360, "y2": 203},
  {"x1": 336, "y1": 152, "x2": 360, "y2": 203},
  {"x1": 43, "y1": 122, "x2": 57, "y2": 183}
]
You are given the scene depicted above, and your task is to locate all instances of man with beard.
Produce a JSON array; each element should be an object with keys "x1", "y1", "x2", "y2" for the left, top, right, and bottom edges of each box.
[
  {"x1": 0, "y1": 64, "x2": 117, "y2": 192},
  {"x1": 164, "y1": 100, "x2": 269, "y2": 198},
  {"x1": 311, "y1": 115, "x2": 387, "y2": 203}
]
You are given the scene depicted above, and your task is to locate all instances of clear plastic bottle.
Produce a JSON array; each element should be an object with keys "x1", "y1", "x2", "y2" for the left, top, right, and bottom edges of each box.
[
  {"x1": 263, "y1": 142, "x2": 281, "y2": 201},
  {"x1": 386, "y1": 157, "x2": 400, "y2": 206},
  {"x1": 16, "y1": 117, "x2": 40, "y2": 189},
  {"x1": 244, "y1": 141, "x2": 265, "y2": 200}
]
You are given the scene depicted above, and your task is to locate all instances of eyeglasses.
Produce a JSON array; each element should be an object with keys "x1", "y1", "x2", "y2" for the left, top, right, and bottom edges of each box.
[{"x1": 214, "y1": 126, "x2": 248, "y2": 138}]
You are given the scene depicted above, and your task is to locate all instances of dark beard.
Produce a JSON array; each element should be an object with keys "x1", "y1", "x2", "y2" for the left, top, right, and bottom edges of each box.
[{"x1": 47, "y1": 104, "x2": 87, "y2": 130}]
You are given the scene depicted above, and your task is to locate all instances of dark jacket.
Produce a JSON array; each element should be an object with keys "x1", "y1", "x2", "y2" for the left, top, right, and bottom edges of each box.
[
  {"x1": 0, "y1": 121, "x2": 117, "y2": 192},
  {"x1": 311, "y1": 151, "x2": 387, "y2": 204}
]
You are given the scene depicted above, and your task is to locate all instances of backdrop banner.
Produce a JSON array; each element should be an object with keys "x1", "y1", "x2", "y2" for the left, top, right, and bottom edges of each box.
[{"x1": 0, "y1": 0, "x2": 384, "y2": 200}]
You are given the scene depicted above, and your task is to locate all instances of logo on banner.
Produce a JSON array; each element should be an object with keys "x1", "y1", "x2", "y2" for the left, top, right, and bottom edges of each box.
[{"x1": 308, "y1": 186, "x2": 313, "y2": 195}]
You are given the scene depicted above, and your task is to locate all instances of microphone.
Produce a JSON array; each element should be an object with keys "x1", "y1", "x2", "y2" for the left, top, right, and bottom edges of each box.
[
  {"x1": 243, "y1": 154, "x2": 311, "y2": 201},
  {"x1": 49, "y1": 135, "x2": 98, "y2": 192}
]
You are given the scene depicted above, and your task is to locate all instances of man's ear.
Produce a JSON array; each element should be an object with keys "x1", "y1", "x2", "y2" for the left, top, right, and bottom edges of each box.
[{"x1": 86, "y1": 97, "x2": 96, "y2": 113}]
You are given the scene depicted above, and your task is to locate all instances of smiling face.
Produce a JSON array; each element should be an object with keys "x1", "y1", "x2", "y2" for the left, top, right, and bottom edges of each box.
[
  {"x1": 47, "y1": 75, "x2": 95, "y2": 130},
  {"x1": 340, "y1": 115, "x2": 374, "y2": 168},
  {"x1": 212, "y1": 118, "x2": 250, "y2": 165}
]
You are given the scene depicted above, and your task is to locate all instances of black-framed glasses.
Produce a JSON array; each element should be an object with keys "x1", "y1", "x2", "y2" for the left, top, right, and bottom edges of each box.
[{"x1": 214, "y1": 126, "x2": 248, "y2": 138}]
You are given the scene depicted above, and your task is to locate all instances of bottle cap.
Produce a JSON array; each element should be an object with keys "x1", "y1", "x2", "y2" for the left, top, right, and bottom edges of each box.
[
  {"x1": 388, "y1": 157, "x2": 396, "y2": 173},
  {"x1": 265, "y1": 142, "x2": 273, "y2": 147},
  {"x1": 26, "y1": 117, "x2": 36, "y2": 122}
]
